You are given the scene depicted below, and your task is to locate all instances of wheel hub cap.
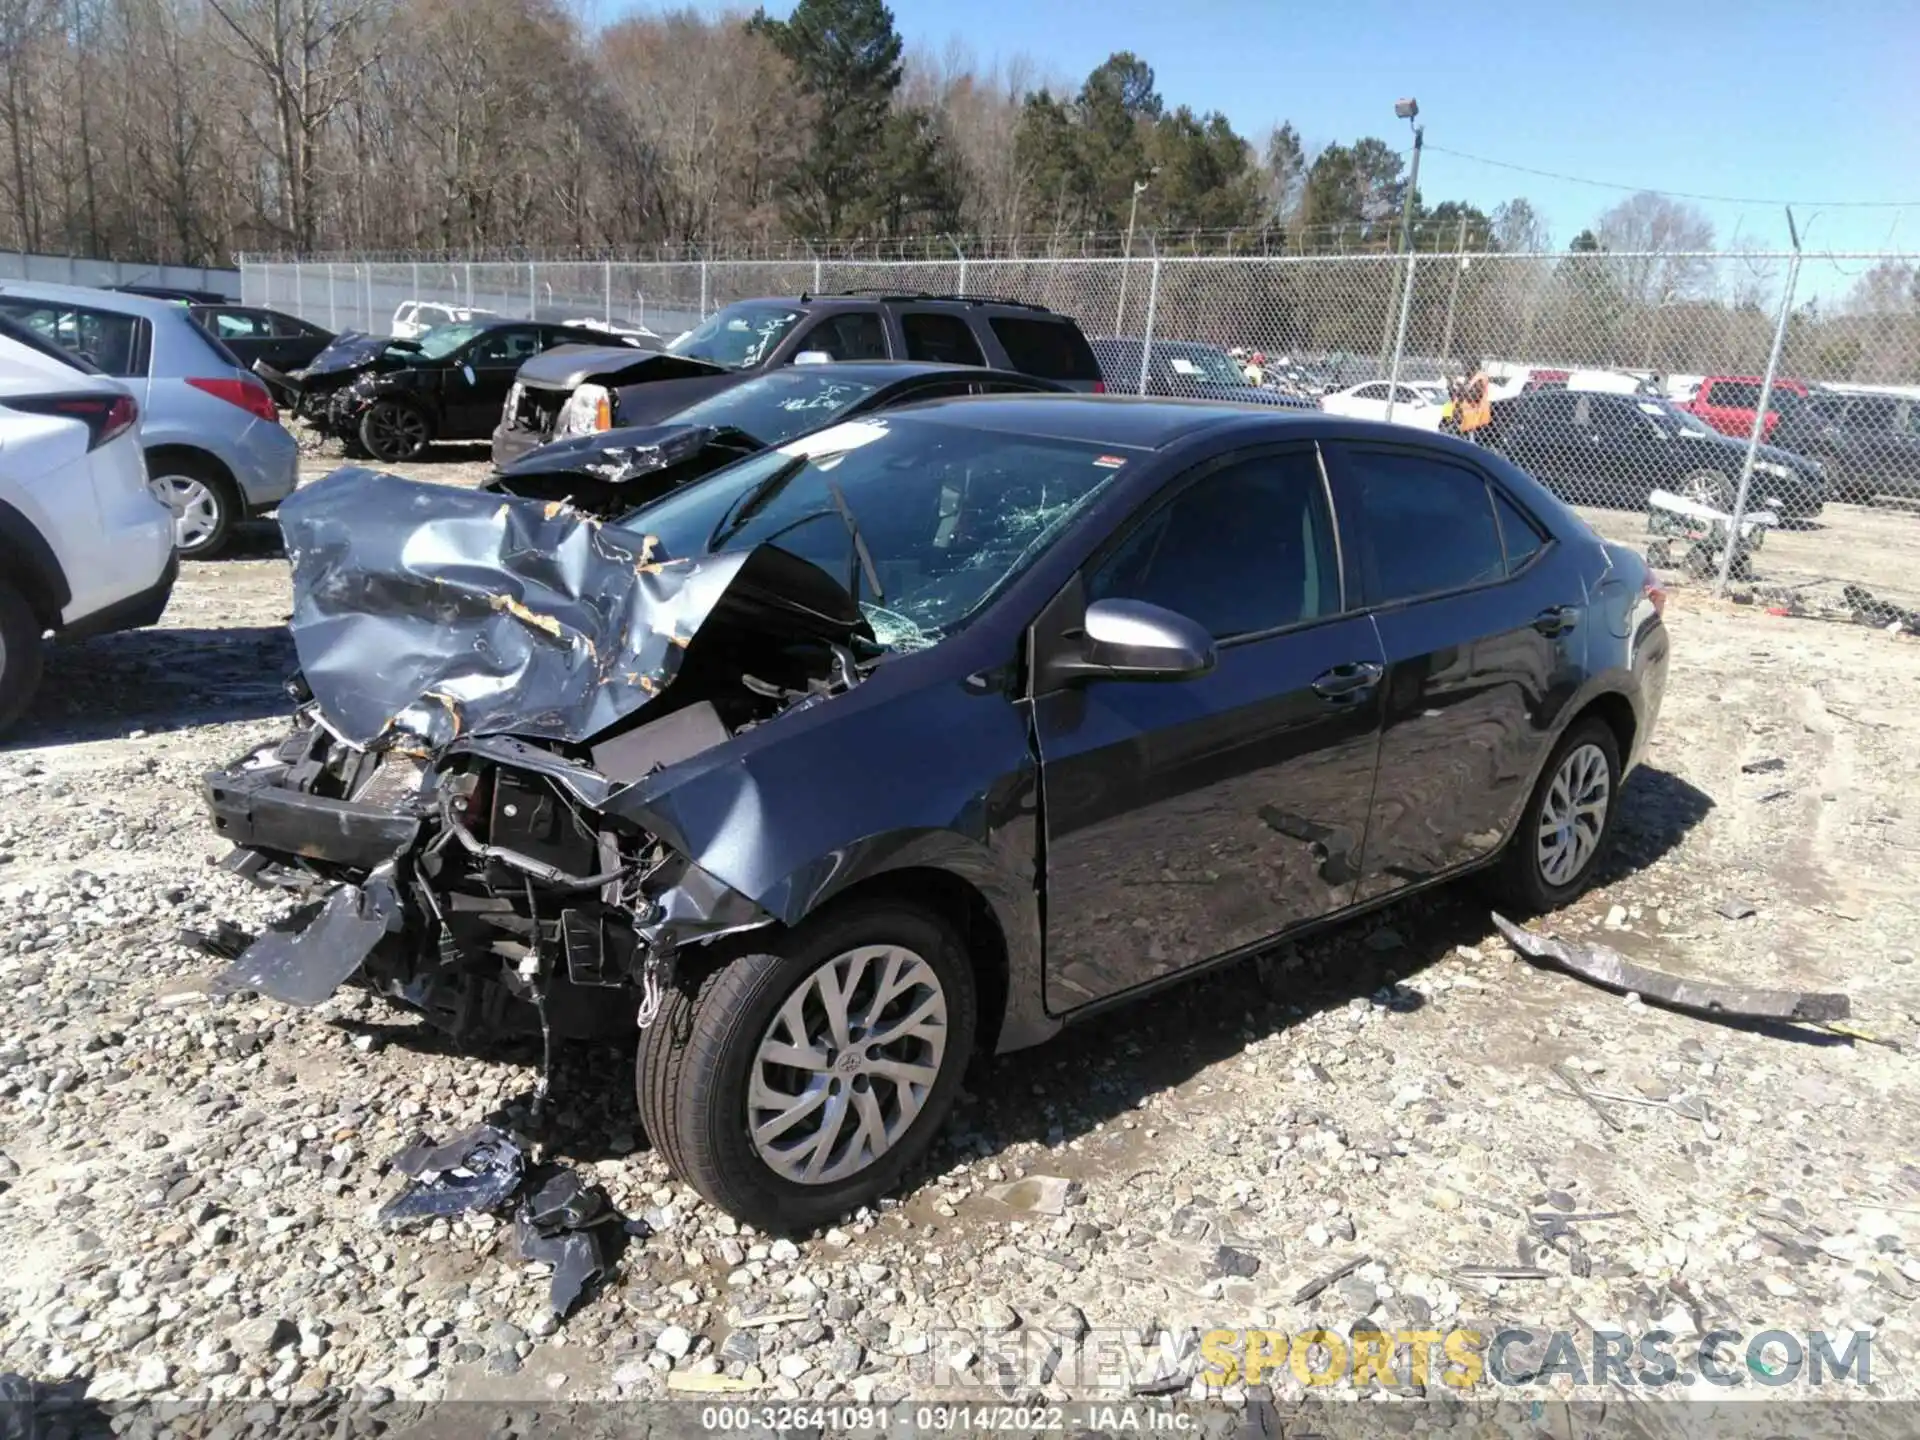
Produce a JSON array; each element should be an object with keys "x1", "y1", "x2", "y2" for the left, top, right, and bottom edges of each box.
[
  {"x1": 1537, "y1": 742, "x2": 1611, "y2": 887},
  {"x1": 149, "y1": 475, "x2": 218, "y2": 549},
  {"x1": 749, "y1": 944, "x2": 947, "y2": 1186}
]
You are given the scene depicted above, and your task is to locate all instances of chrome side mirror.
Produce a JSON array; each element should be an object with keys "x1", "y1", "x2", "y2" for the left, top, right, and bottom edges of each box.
[{"x1": 1052, "y1": 598, "x2": 1216, "y2": 683}]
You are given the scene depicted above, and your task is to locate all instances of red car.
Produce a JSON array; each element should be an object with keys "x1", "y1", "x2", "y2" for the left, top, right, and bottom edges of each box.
[{"x1": 1684, "y1": 375, "x2": 1810, "y2": 441}]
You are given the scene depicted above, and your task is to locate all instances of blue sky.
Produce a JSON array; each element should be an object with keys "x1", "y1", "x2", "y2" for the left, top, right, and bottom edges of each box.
[{"x1": 695, "y1": 0, "x2": 1919, "y2": 258}]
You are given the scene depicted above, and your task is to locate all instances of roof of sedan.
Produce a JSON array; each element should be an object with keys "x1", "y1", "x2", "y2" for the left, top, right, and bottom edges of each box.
[{"x1": 893, "y1": 392, "x2": 1317, "y2": 449}]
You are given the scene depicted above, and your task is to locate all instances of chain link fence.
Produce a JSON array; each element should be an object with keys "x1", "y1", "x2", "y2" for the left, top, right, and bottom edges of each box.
[{"x1": 243, "y1": 247, "x2": 1920, "y2": 628}]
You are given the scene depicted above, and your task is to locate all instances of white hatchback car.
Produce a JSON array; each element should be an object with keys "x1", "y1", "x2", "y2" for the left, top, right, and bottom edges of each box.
[
  {"x1": 0, "y1": 317, "x2": 177, "y2": 730},
  {"x1": 1319, "y1": 379, "x2": 1447, "y2": 430}
]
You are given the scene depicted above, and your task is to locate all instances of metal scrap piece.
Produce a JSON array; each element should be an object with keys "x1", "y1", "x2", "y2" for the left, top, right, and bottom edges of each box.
[
  {"x1": 378, "y1": 1123, "x2": 525, "y2": 1227},
  {"x1": 1290, "y1": 1254, "x2": 1369, "y2": 1305},
  {"x1": 211, "y1": 866, "x2": 401, "y2": 1006},
  {"x1": 1492, "y1": 912, "x2": 1850, "y2": 1024},
  {"x1": 512, "y1": 1167, "x2": 625, "y2": 1318},
  {"x1": 1549, "y1": 1062, "x2": 1625, "y2": 1133}
]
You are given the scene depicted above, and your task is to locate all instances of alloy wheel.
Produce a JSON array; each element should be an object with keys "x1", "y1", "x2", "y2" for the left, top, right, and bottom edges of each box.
[
  {"x1": 1537, "y1": 741, "x2": 1611, "y2": 887},
  {"x1": 748, "y1": 944, "x2": 948, "y2": 1186},
  {"x1": 149, "y1": 473, "x2": 221, "y2": 551},
  {"x1": 1679, "y1": 469, "x2": 1732, "y2": 510},
  {"x1": 365, "y1": 402, "x2": 429, "y2": 460}
]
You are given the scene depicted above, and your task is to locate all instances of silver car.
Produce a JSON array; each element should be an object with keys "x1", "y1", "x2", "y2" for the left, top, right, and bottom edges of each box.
[{"x1": 0, "y1": 281, "x2": 299, "y2": 557}]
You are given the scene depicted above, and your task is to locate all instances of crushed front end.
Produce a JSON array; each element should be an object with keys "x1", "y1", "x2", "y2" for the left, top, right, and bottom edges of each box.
[{"x1": 199, "y1": 466, "x2": 871, "y2": 1045}]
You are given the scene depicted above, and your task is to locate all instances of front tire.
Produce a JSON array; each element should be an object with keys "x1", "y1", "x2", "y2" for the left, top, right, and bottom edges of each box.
[
  {"x1": 1493, "y1": 718, "x2": 1622, "y2": 913},
  {"x1": 637, "y1": 898, "x2": 977, "y2": 1233},
  {"x1": 358, "y1": 400, "x2": 434, "y2": 463},
  {"x1": 0, "y1": 579, "x2": 45, "y2": 735},
  {"x1": 1678, "y1": 468, "x2": 1734, "y2": 511}
]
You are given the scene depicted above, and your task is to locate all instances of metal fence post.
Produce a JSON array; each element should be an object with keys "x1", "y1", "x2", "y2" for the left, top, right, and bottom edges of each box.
[
  {"x1": 1717, "y1": 220, "x2": 1804, "y2": 594},
  {"x1": 948, "y1": 235, "x2": 966, "y2": 296},
  {"x1": 604, "y1": 260, "x2": 612, "y2": 323},
  {"x1": 528, "y1": 262, "x2": 536, "y2": 319},
  {"x1": 363, "y1": 264, "x2": 373, "y2": 332},
  {"x1": 812, "y1": 255, "x2": 823, "y2": 296},
  {"x1": 411, "y1": 261, "x2": 419, "y2": 302},
  {"x1": 291, "y1": 260, "x2": 301, "y2": 317},
  {"x1": 465, "y1": 263, "x2": 473, "y2": 309},
  {"x1": 327, "y1": 264, "x2": 337, "y2": 332},
  {"x1": 699, "y1": 260, "x2": 709, "y2": 319},
  {"x1": 1383, "y1": 253, "x2": 1418, "y2": 424},
  {"x1": 1135, "y1": 249, "x2": 1161, "y2": 396},
  {"x1": 1437, "y1": 215, "x2": 1470, "y2": 369}
]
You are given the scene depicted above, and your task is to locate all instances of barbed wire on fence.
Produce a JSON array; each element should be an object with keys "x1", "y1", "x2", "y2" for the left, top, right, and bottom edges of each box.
[{"x1": 248, "y1": 245, "x2": 1920, "y2": 628}]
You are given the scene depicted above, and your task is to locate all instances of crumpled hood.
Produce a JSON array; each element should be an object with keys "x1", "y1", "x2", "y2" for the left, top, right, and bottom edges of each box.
[
  {"x1": 514, "y1": 344, "x2": 726, "y2": 392},
  {"x1": 295, "y1": 331, "x2": 412, "y2": 379},
  {"x1": 277, "y1": 468, "x2": 867, "y2": 750},
  {"x1": 496, "y1": 421, "x2": 732, "y2": 486}
]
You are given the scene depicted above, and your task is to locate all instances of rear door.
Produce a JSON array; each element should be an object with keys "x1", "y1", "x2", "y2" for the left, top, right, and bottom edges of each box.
[
  {"x1": 1032, "y1": 444, "x2": 1386, "y2": 1009},
  {"x1": 1321, "y1": 440, "x2": 1586, "y2": 901},
  {"x1": 895, "y1": 310, "x2": 987, "y2": 367}
]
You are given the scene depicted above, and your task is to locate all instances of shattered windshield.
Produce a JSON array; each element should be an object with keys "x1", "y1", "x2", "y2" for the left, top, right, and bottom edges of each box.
[
  {"x1": 411, "y1": 323, "x2": 486, "y2": 361},
  {"x1": 612, "y1": 416, "x2": 1129, "y2": 650},
  {"x1": 667, "y1": 303, "x2": 803, "y2": 369},
  {"x1": 672, "y1": 370, "x2": 883, "y2": 446}
]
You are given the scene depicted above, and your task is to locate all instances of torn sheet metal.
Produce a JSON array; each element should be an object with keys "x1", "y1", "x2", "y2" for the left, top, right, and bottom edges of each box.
[
  {"x1": 1491, "y1": 912, "x2": 1850, "y2": 1024},
  {"x1": 276, "y1": 468, "x2": 866, "y2": 749},
  {"x1": 513, "y1": 1168, "x2": 624, "y2": 1317},
  {"x1": 211, "y1": 865, "x2": 401, "y2": 1006},
  {"x1": 378, "y1": 1124, "x2": 525, "y2": 1227},
  {"x1": 494, "y1": 422, "x2": 730, "y2": 489}
]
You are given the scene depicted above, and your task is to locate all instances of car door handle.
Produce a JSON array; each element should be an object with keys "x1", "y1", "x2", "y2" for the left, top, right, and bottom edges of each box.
[
  {"x1": 1310, "y1": 661, "x2": 1384, "y2": 700},
  {"x1": 1533, "y1": 605, "x2": 1580, "y2": 636}
]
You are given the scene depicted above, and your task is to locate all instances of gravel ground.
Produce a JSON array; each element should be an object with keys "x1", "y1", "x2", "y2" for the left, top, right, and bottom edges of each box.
[{"x1": 1, "y1": 439, "x2": 1916, "y2": 1411}]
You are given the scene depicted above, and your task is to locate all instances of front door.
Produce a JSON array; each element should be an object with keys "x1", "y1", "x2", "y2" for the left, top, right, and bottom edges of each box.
[
  {"x1": 1032, "y1": 446, "x2": 1386, "y2": 1011},
  {"x1": 449, "y1": 327, "x2": 547, "y2": 435},
  {"x1": 1321, "y1": 441, "x2": 1586, "y2": 902}
]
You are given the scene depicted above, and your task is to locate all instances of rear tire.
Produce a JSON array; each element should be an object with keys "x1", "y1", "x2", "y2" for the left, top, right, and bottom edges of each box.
[
  {"x1": 637, "y1": 898, "x2": 976, "y2": 1234},
  {"x1": 147, "y1": 454, "x2": 236, "y2": 559},
  {"x1": 1492, "y1": 717, "x2": 1622, "y2": 914},
  {"x1": 1678, "y1": 468, "x2": 1734, "y2": 511},
  {"x1": 0, "y1": 579, "x2": 45, "y2": 736}
]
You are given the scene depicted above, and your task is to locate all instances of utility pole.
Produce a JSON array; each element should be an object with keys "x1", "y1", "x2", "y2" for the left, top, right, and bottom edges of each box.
[
  {"x1": 1375, "y1": 100, "x2": 1424, "y2": 382},
  {"x1": 1437, "y1": 213, "x2": 1470, "y2": 370},
  {"x1": 1115, "y1": 170, "x2": 1157, "y2": 332}
]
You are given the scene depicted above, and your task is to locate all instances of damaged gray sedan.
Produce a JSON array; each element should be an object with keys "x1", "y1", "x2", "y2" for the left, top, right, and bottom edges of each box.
[{"x1": 202, "y1": 396, "x2": 1667, "y2": 1230}]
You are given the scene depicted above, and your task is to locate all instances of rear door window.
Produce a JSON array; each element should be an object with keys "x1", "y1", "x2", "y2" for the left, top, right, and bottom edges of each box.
[
  {"x1": 1330, "y1": 445, "x2": 1508, "y2": 605},
  {"x1": 988, "y1": 316, "x2": 1102, "y2": 381},
  {"x1": 0, "y1": 298, "x2": 148, "y2": 377},
  {"x1": 797, "y1": 311, "x2": 888, "y2": 360},
  {"x1": 1491, "y1": 486, "x2": 1548, "y2": 574},
  {"x1": 900, "y1": 311, "x2": 986, "y2": 366}
]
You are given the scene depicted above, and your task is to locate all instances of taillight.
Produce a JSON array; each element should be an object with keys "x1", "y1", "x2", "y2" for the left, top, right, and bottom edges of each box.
[
  {"x1": 4, "y1": 391, "x2": 140, "y2": 450},
  {"x1": 1645, "y1": 577, "x2": 1667, "y2": 618},
  {"x1": 188, "y1": 376, "x2": 279, "y2": 423},
  {"x1": 1092, "y1": 379, "x2": 1107, "y2": 394}
]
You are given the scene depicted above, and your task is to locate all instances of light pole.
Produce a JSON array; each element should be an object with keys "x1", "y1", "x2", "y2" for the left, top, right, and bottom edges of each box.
[
  {"x1": 1382, "y1": 98, "x2": 1424, "y2": 424},
  {"x1": 1115, "y1": 170, "x2": 1157, "y2": 332}
]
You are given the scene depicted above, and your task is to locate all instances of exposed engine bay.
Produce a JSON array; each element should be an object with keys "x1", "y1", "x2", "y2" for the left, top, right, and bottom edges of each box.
[{"x1": 202, "y1": 467, "x2": 875, "y2": 1056}]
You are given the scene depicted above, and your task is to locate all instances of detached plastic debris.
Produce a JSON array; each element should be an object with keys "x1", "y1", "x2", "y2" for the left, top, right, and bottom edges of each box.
[
  {"x1": 177, "y1": 920, "x2": 253, "y2": 960},
  {"x1": 514, "y1": 1168, "x2": 630, "y2": 1318},
  {"x1": 377, "y1": 1123, "x2": 525, "y2": 1227},
  {"x1": 1491, "y1": 912, "x2": 1850, "y2": 1027}
]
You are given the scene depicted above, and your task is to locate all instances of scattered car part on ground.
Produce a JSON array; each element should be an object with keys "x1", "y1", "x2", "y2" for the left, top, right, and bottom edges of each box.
[
  {"x1": 492, "y1": 293, "x2": 1104, "y2": 463},
  {"x1": 485, "y1": 361, "x2": 1064, "y2": 515},
  {"x1": 1644, "y1": 486, "x2": 1777, "y2": 580},
  {"x1": 379, "y1": 1122, "x2": 526, "y2": 1226},
  {"x1": 1491, "y1": 912, "x2": 1850, "y2": 1026},
  {"x1": 0, "y1": 280, "x2": 298, "y2": 557},
  {"x1": 200, "y1": 399, "x2": 1667, "y2": 1230},
  {"x1": 0, "y1": 314, "x2": 177, "y2": 730}
]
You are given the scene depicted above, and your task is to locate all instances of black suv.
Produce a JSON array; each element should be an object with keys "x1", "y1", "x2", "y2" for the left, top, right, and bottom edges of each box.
[
  {"x1": 1800, "y1": 390, "x2": 1920, "y2": 503},
  {"x1": 492, "y1": 293, "x2": 1105, "y2": 465}
]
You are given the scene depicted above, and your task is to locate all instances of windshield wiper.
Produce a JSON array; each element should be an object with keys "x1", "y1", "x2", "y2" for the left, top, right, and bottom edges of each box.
[
  {"x1": 826, "y1": 481, "x2": 884, "y2": 604},
  {"x1": 705, "y1": 453, "x2": 808, "y2": 549}
]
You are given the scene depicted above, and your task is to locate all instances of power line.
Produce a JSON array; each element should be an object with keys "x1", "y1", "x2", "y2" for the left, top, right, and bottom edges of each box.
[{"x1": 1427, "y1": 144, "x2": 1920, "y2": 209}]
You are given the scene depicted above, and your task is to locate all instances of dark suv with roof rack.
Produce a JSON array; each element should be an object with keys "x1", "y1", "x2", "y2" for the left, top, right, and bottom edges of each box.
[{"x1": 491, "y1": 292, "x2": 1105, "y2": 465}]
